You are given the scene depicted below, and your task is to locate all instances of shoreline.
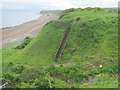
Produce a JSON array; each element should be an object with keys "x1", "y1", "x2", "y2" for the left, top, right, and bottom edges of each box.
[
  {"x1": 1, "y1": 14, "x2": 41, "y2": 29},
  {"x1": 1, "y1": 13, "x2": 59, "y2": 48}
]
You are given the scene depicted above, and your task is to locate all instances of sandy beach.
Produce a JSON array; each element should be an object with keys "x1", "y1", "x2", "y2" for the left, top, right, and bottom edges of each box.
[{"x1": 0, "y1": 13, "x2": 59, "y2": 48}]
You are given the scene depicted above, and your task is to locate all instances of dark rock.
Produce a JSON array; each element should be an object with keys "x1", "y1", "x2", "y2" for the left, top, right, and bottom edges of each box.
[
  {"x1": 89, "y1": 80, "x2": 94, "y2": 83},
  {"x1": 70, "y1": 48, "x2": 75, "y2": 52},
  {"x1": 76, "y1": 16, "x2": 81, "y2": 21},
  {"x1": 25, "y1": 37, "x2": 30, "y2": 40},
  {"x1": 79, "y1": 23, "x2": 87, "y2": 27}
]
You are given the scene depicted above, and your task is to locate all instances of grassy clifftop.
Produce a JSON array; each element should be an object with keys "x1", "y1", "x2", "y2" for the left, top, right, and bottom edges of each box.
[{"x1": 2, "y1": 8, "x2": 118, "y2": 88}]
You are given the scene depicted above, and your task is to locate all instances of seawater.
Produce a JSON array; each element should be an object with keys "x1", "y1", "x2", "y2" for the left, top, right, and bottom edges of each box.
[{"x1": 0, "y1": 9, "x2": 41, "y2": 28}]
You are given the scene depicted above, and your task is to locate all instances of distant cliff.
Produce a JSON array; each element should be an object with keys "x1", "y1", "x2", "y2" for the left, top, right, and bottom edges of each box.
[{"x1": 40, "y1": 10, "x2": 63, "y2": 16}]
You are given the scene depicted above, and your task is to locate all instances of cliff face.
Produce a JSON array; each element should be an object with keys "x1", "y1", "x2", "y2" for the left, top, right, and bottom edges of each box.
[{"x1": 40, "y1": 10, "x2": 63, "y2": 16}]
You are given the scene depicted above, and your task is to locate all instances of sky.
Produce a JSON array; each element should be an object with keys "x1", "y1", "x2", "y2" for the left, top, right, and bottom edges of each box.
[{"x1": 0, "y1": 0, "x2": 119, "y2": 10}]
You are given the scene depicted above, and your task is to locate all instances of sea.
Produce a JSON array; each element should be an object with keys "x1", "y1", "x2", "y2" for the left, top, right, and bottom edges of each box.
[{"x1": 0, "y1": 9, "x2": 41, "y2": 28}]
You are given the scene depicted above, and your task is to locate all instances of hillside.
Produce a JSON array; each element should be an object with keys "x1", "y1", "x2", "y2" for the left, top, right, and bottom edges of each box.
[{"x1": 2, "y1": 8, "x2": 118, "y2": 88}]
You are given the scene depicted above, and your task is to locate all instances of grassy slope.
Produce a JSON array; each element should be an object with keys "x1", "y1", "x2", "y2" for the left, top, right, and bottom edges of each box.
[
  {"x1": 61, "y1": 10, "x2": 118, "y2": 69},
  {"x1": 11, "y1": 19, "x2": 72, "y2": 65},
  {"x1": 2, "y1": 8, "x2": 118, "y2": 88}
]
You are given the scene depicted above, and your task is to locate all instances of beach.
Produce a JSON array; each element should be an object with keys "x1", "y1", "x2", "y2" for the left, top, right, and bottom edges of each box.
[{"x1": 0, "y1": 13, "x2": 59, "y2": 48}]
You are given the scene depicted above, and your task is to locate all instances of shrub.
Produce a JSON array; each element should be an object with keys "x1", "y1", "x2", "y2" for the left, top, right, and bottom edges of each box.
[
  {"x1": 15, "y1": 37, "x2": 32, "y2": 49},
  {"x1": 11, "y1": 65, "x2": 25, "y2": 74},
  {"x1": 3, "y1": 73, "x2": 20, "y2": 82},
  {"x1": 75, "y1": 16, "x2": 81, "y2": 21},
  {"x1": 63, "y1": 8, "x2": 75, "y2": 14}
]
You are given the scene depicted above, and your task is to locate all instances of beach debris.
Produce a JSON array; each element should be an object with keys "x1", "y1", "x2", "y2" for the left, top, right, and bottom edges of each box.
[{"x1": 0, "y1": 80, "x2": 11, "y2": 89}]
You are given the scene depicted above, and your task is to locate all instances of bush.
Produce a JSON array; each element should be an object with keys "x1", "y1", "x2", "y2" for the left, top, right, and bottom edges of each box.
[
  {"x1": 75, "y1": 16, "x2": 81, "y2": 21},
  {"x1": 3, "y1": 72, "x2": 20, "y2": 82},
  {"x1": 15, "y1": 37, "x2": 32, "y2": 49},
  {"x1": 11, "y1": 65, "x2": 25, "y2": 74},
  {"x1": 59, "y1": 8, "x2": 75, "y2": 19},
  {"x1": 63, "y1": 8, "x2": 75, "y2": 14}
]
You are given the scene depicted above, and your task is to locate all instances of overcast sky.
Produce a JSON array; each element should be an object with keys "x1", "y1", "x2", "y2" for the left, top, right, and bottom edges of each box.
[{"x1": 0, "y1": 0, "x2": 119, "y2": 10}]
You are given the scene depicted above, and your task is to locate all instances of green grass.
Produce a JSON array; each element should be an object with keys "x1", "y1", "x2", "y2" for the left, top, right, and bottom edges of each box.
[
  {"x1": 2, "y1": 8, "x2": 118, "y2": 88},
  {"x1": 2, "y1": 49, "x2": 19, "y2": 64},
  {"x1": 11, "y1": 20, "x2": 72, "y2": 65}
]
